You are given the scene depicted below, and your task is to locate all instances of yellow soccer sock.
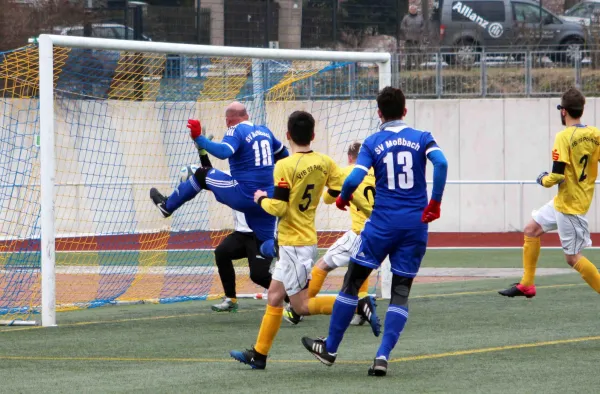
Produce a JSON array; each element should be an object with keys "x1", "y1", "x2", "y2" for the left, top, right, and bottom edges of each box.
[
  {"x1": 358, "y1": 277, "x2": 369, "y2": 299},
  {"x1": 308, "y1": 266, "x2": 328, "y2": 298},
  {"x1": 574, "y1": 257, "x2": 600, "y2": 294},
  {"x1": 308, "y1": 296, "x2": 336, "y2": 315},
  {"x1": 520, "y1": 236, "x2": 541, "y2": 287},
  {"x1": 254, "y1": 305, "x2": 283, "y2": 356}
]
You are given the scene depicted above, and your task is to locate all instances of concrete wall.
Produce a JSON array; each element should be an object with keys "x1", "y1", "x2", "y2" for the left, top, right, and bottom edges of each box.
[
  {"x1": 2, "y1": 97, "x2": 600, "y2": 239},
  {"x1": 275, "y1": 0, "x2": 302, "y2": 49},
  {"x1": 202, "y1": 0, "x2": 225, "y2": 46}
]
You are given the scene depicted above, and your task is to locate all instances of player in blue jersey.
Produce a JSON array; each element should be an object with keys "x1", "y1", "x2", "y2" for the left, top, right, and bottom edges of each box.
[
  {"x1": 149, "y1": 102, "x2": 288, "y2": 243},
  {"x1": 302, "y1": 87, "x2": 448, "y2": 377}
]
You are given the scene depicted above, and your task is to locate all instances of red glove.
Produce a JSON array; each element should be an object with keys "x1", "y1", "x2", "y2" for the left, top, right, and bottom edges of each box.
[
  {"x1": 187, "y1": 119, "x2": 202, "y2": 140},
  {"x1": 422, "y1": 200, "x2": 441, "y2": 223},
  {"x1": 335, "y1": 194, "x2": 352, "y2": 211}
]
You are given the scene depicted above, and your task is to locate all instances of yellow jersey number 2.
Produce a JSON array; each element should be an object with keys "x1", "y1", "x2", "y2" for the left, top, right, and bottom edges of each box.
[{"x1": 579, "y1": 155, "x2": 589, "y2": 182}]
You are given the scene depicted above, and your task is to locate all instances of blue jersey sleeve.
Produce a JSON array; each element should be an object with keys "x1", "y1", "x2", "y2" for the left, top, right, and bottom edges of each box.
[
  {"x1": 422, "y1": 132, "x2": 439, "y2": 154},
  {"x1": 341, "y1": 168, "x2": 366, "y2": 201},
  {"x1": 272, "y1": 134, "x2": 284, "y2": 156},
  {"x1": 424, "y1": 132, "x2": 447, "y2": 202},
  {"x1": 271, "y1": 133, "x2": 289, "y2": 162},
  {"x1": 194, "y1": 135, "x2": 235, "y2": 160},
  {"x1": 355, "y1": 141, "x2": 374, "y2": 171},
  {"x1": 221, "y1": 126, "x2": 242, "y2": 155},
  {"x1": 274, "y1": 146, "x2": 289, "y2": 162}
]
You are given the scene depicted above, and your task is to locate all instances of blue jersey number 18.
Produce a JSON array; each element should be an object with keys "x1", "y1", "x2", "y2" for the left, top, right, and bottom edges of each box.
[
  {"x1": 252, "y1": 140, "x2": 273, "y2": 166},
  {"x1": 383, "y1": 151, "x2": 414, "y2": 190}
]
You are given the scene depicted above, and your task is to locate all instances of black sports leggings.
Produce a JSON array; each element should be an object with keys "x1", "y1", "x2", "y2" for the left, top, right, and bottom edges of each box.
[{"x1": 214, "y1": 231, "x2": 273, "y2": 298}]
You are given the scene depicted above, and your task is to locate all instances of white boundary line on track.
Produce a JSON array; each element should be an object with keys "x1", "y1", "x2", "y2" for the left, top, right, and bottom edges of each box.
[{"x1": 2, "y1": 246, "x2": 599, "y2": 254}]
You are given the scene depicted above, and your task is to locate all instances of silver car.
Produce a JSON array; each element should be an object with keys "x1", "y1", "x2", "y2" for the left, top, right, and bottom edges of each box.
[{"x1": 434, "y1": 0, "x2": 585, "y2": 54}]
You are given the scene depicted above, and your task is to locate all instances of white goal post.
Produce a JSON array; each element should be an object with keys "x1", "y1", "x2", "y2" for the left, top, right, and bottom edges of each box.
[{"x1": 36, "y1": 34, "x2": 392, "y2": 327}]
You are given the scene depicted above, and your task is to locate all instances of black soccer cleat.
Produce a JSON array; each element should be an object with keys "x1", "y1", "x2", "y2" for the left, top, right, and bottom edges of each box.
[
  {"x1": 283, "y1": 304, "x2": 303, "y2": 325},
  {"x1": 229, "y1": 347, "x2": 267, "y2": 370},
  {"x1": 498, "y1": 283, "x2": 536, "y2": 298},
  {"x1": 150, "y1": 188, "x2": 172, "y2": 218},
  {"x1": 357, "y1": 296, "x2": 381, "y2": 337},
  {"x1": 368, "y1": 357, "x2": 388, "y2": 377},
  {"x1": 301, "y1": 337, "x2": 337, "y2": 366}
]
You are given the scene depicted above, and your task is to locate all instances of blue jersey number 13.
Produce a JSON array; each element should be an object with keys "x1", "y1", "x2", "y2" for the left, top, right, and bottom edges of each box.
[{"x1": 383, "y1": 151, "x2": 414, "y2": 190}]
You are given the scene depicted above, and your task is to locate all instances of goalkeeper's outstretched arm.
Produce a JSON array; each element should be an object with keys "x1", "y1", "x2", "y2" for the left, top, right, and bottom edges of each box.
[
  {"x1": 188, "y1": 119, "x2": 235, "y2": 160},
  {"x1": 194, "y1": 135, "x2": 235, "y2": 160}
]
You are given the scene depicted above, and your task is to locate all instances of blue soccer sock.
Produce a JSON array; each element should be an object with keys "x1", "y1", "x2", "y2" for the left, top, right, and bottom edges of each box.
[
  {"x1": 324, "y1": 292, "x2": 358, "y2": 354},
  {"x1": 376, "y1": 304, "x2": 409, "y2": 360},
  {"x1": 165, "y1": 176, "x2": 202, "y2": 213}
]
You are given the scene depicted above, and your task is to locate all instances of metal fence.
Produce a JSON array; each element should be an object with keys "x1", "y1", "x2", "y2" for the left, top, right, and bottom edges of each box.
[
  {"x1": 110, "y1": 47, "x2": 600, "y2": 101},
  {"x1": 394, "y1": 48, "x2": 600, "y2": 98}
]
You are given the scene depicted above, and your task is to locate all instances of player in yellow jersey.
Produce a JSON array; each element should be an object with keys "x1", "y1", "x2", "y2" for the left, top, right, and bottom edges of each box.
[
  {"x1": 500, "y1": 87, "x2": 600, "y2": 298},
  {"x1": 282, "y1": 141, "x2": 378, "y2": 328},
  {"x1": 229, "y1": 111, "x2": 378, "y2": 370}
]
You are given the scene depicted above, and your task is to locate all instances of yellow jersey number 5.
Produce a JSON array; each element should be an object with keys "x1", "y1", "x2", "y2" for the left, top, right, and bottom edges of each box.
[{"x1": 299, "y1": 184, "x2": 315, "y2": 212}]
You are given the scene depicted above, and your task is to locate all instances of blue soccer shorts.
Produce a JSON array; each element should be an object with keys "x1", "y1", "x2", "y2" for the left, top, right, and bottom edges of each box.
[
  {"x1": 350, "y1": 220, "x2": 428, "y2": 278},
  {"x1": 192, "y1": 168, "x2": 275, "y2": 242}
]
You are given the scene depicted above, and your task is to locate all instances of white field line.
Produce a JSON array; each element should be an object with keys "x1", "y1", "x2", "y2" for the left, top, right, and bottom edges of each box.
[{"x1": 0, "y1": 266, "x2": 575, "y2": 277}]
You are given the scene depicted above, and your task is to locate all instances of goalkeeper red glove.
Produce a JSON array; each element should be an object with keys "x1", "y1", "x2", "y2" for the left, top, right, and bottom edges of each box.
[
  {"x1": 422, "y1": 199, "x2": 441, "y2": 223},
  {"x1": 335, "y1": 195, "x2": 352, "y2": 211},
  {"x1": 187, "y1": 119, "x2": 202, "y2": 140}
]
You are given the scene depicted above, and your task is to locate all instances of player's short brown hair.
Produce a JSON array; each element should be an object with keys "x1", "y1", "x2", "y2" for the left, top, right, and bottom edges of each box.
[
  {"x1": 560, "y1": 87, "x2": 585, "y2": 119},
  {"x1": 287, "y1": 111, "x2": 315, "y2": 146},
  {"x1": 347, "y1": 141, "x2": 361, "y2": 159},
  {"x1": 377, "y1": 86, "x2": 405, "y2": 121}
]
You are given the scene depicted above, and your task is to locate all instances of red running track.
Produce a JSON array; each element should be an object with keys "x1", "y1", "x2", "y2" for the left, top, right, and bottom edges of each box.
[{"x1": 2, "y1": 231, "x2": 598, "y2": 251}]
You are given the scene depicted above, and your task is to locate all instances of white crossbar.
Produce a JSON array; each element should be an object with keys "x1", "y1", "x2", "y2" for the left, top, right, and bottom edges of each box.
[{"x1": 41, "y1": 35, "x2": 391, "y2": 63}]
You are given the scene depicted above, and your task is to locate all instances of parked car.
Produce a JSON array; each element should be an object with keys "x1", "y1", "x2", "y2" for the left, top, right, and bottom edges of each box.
[
  {"x1": 433, "y1": 0, "x2": 585, "y2": 62},
  {"x1": 561, "y1": 0, "x2": 600, "y2": 28},
  {"x1": 53, "y1": 23, "x2": 151, "y2": 41}
]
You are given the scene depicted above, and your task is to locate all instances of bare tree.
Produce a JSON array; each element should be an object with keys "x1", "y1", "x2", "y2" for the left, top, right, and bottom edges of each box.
[{"x1": 0, "y1": 0, "x2": 89, "y2": 52}]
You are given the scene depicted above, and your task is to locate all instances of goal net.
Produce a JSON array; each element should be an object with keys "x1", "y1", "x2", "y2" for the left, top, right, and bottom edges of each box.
[{"x1": 0, "y1": 36, "x2": 390, "y2": 325}]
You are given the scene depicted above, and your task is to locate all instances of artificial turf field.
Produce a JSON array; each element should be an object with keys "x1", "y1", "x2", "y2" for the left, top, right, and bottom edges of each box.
[{"x1": 2, "y1": 249, "x2": 600, "y2": 394}]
